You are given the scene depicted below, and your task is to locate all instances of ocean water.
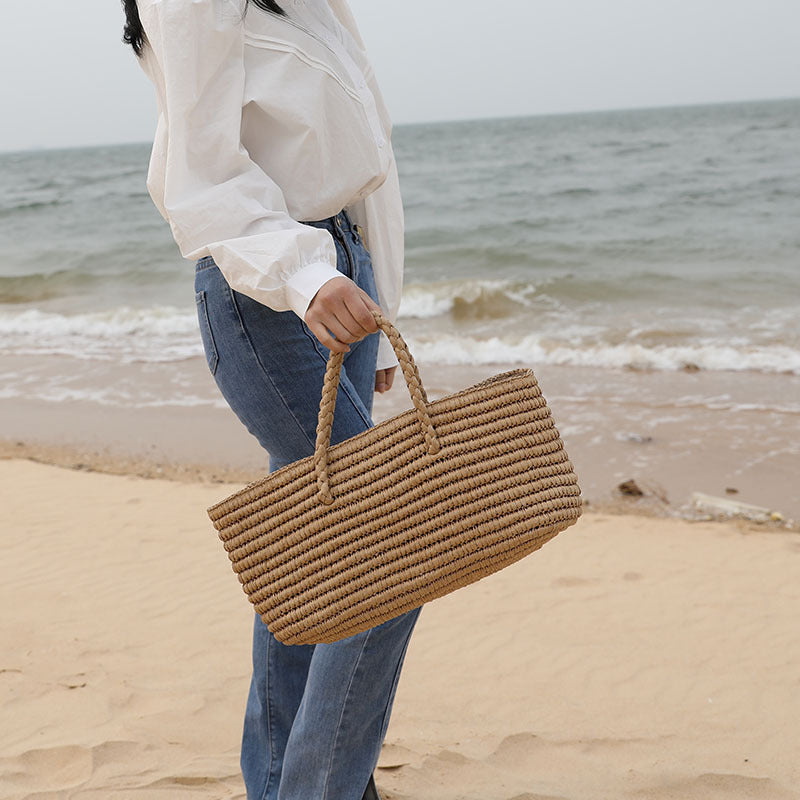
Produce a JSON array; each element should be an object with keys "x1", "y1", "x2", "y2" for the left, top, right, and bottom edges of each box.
[{"x1": 1, "y1": 98, "x2": 799, "y2": 408}]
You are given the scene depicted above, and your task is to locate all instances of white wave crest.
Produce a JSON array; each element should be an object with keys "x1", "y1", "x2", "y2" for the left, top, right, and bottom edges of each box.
[
  {"x1": 405, "y1": 334, "x2": 800, "y2": 375},
  {"x1": 0, "y1": 306, "x2": 202, "y2": 362},
  {"x1": 398, "y1": 279, "x2": 536, "y2": 319},
  {"x1": 1, "y1": 306, "x2": 798, "y2": 376}
]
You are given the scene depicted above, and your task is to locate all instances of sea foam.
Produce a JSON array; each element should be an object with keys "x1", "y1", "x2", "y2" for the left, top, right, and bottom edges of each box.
[
  {"x1": 2, "y1": 305, "x2": 798, "y2": 375},
  {"x1": 0, "y1": 307, "x2": 201, "y2": 362},
  {"x1": 404, "y1": 334, "x2": 800, "y2": 375}
]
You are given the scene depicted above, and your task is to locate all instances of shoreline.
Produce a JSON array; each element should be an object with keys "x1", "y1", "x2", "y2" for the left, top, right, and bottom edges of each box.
[
  {"x1": 2, "y1": 442, "x2": 792, "y2": 534},
  {"x1": 1, "y1": 357, "x2": 798, "y2": 528}
]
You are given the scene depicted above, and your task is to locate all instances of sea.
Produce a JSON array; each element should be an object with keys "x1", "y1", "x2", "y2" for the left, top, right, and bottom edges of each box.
[{"x1": 1, "y1": 97, "x2": 799, "y2": 411}]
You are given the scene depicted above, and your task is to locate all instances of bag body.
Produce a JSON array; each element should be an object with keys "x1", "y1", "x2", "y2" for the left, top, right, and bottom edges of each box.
[{"x1": 208, "y1": 313, "x2": 582, "y2": 645}]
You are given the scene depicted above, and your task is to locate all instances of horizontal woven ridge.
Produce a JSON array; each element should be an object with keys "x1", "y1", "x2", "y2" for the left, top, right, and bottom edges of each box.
[
  {"x1": 225, "y1": 408, "x2": 562, "y2": 561},
  {"x1": 207, "y1": 369, "x2": 538, "y2": 524},
  {"x1": 258, "y1": 495, "x2": 581, "y2": 639},
  {"x1": 207, "y1": 368, "x2": 582, "y2": 644},
  {"x1": 274, "y1": 513, "x2": 576, "y2": 643},
  {"x1": 212, "y1": 385, "x2": 553, "y2": 538},
  {"x1": 236, "y1": 443, "x2": 573, "y2": 591}
]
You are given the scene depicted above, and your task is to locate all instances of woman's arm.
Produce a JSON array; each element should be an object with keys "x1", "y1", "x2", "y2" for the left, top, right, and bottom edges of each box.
[
  {"x1": 139, "y1": 0, "x2": 343, "y2": 320},
  {"x1": 140, "y1": 0, "x2": 393, "y2": 387}
]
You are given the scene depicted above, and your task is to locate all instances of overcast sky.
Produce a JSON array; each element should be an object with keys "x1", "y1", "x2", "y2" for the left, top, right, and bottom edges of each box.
[{"x1": 1, "y1": 0, "x2": 798, "y2": 152}]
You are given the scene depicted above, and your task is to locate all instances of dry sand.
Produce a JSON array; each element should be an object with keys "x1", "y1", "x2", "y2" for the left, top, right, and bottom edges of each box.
[{"x1": 1, "y1": 459, "x2": 798, "y2": 799}]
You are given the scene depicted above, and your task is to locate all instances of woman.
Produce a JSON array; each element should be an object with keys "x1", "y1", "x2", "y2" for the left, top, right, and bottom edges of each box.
[{"x1": 122, "y1": 1, "x2": 420, "y2": 798}]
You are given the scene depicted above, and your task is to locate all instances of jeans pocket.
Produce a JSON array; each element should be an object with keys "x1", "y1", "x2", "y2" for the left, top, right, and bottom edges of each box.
[{"x1": 195, "y1": 290, "x2": 219, "y2": 375}]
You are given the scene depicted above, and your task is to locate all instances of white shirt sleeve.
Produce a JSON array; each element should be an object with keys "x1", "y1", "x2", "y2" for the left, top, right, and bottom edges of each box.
[{"x1": 140, "y1": 0, "x2": 342, "y2": 320}]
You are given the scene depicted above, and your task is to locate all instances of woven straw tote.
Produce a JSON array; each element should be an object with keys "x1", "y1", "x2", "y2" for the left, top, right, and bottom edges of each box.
[{"x1": 207, "y1": 310, "x2": 582, "y2": 645}]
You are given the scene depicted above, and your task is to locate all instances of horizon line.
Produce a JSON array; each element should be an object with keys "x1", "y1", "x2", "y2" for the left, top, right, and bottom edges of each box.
[{"x1": 1, "y1": 94, "x2": 797, "y2": 156}]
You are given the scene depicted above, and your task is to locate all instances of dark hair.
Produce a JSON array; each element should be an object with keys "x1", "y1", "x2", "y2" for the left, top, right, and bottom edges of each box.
[{"x1": 122, "y1": 0, "x2": 285, "y2": 57}]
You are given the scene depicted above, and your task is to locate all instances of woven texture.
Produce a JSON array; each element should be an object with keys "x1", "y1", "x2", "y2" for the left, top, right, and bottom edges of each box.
[{"x1": 208, "y1": 311, "x2": 582, "y2": 645}]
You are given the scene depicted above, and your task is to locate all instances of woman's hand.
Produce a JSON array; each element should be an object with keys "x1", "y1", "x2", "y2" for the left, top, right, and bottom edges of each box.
[
  {"x1": 375, "y1": 367, "x2": 397, "y2": 394},
  {"x1": 305, "y1": 276, "x2": 381, "y2": 353},
  {"x1": 305, "y1": 277, "x2": 397, "y2": 394}
]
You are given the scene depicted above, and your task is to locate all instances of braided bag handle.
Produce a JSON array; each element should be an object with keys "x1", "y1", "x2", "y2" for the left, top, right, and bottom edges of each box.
[{"x1": 314, "y1": 309, "x2": 440, "y2": 505}]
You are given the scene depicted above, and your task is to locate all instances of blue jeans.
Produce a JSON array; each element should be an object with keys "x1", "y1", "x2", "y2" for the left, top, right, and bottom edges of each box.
[{"x1": 194, "y1": 210, "x2": 420, "y2": 800}]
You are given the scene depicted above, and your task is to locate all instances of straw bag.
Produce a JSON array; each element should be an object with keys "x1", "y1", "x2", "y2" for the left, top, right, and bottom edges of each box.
[{"x1": 207, "y1": 311, "x2": 582, "y2": 645}]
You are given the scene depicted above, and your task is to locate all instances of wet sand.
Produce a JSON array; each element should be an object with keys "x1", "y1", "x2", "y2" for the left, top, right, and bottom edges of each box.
[{"x1": 2, "y1": 357, "x2": 798, "y2": 522}]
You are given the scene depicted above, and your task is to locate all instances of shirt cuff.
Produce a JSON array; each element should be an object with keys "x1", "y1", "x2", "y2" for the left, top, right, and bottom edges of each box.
[
  {"x1": 376, "y1": 333, "x2": 400, "y2": 370},
  {"x1": 285, "y1": 262, "x2": 343, "y2": 321}
]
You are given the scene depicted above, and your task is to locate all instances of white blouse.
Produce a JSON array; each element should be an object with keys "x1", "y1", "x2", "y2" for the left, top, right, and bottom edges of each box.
[{"x1": 137, "y1": 0, "x2": 404, "y2": 368}]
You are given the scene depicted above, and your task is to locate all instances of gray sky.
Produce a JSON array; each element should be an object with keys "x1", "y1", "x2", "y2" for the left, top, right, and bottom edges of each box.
[{"x1": 1, "y1": 0, "x2": 798, "y2": 152}]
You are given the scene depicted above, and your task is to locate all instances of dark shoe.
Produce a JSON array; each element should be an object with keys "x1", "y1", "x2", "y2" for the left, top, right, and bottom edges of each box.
[{"x1": 362, "y1": 774, "x2": 381, "y2": 800}]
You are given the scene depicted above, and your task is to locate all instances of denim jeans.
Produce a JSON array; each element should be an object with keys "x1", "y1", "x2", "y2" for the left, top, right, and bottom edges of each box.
[{"x1": 194, "y1": 210, "x2": 420, "y2": 800}]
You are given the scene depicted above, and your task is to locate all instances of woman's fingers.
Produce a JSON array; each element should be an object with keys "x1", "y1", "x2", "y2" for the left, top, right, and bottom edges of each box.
[
  {"x1": 323, "y1": 295, "x2": 374, "y2": 342},
  {"x1": 375, "y1": 366, "x2": 397, "y2": 394},
  {"x1": 306, "y1": 319, "x2": 350, "y2": 353},
  {"x1": 306, "y1": 276, "x2": 382, "y2": 350},
  {"x1": 343, "y1": 290, "x2": 381, "y2": 334},
  {"x1": 322, "y1": 313, "x2": 361, "y2": 346}
]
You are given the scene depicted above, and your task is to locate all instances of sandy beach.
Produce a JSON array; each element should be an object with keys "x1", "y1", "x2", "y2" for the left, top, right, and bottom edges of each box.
[{"x1": 1, "y1": 452, "x2": 798, "y2": 799}]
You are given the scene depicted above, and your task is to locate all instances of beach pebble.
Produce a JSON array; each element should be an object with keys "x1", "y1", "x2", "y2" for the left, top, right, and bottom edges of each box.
[{"x1": 618, "y1": 479, "x2": 644, "y2": 497}]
